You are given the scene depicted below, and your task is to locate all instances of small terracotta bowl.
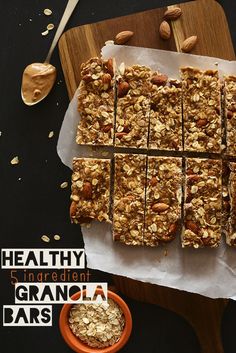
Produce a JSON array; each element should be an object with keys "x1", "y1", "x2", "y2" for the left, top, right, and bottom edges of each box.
[{"x1": 59, "y1": 288, "x2": 132, "y2": 353}]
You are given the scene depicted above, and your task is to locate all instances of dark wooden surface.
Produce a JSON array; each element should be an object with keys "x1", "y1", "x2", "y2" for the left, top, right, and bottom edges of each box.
[{"x1": 58, "y1": 1, "x2": 235, "y2": 352}]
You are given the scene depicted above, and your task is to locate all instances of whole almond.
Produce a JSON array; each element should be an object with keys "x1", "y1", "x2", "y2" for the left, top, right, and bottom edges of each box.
[
  {"x1": 168, "y1": 222, "x2": 177, "y2": 235},
  {"x1": 102, "y1": 124, "x2": 113, "y2": 133},
  {"x1": 82, "y1": 182, "x2": 92, "y2": 200},
  {"x1": 164, "y1": 7, "x2": 182, "y2": 20},
  {"x1": 106, "y1": 58, "x2": 114, "y2": 76},
  {"x1": 151, "y1": 74, "x2": 168, "y2": 86},
  {"x1": 102, "y1": 73, "x2": 111, "y2": 90},
  {"x1": 188, "y1": 174, "x2": 200, "y2": 183},
  {"x1": 150, "y1": 176, "x2": 158, "y2": 186},
  {"x1": 196, "y1": 118, "x2": 207, "y2": 127},
  {"x1": 159, "y1": 21, "x2": 171, "y2": 40},
  {"x1": 181, "y1": 35, "x2": 198, "y2": 53},
  {"x1": 117, "y1": 81, "x2": 130, "y2": 97},
  {"x1": 186, "y1": 220, "x2": 199, "y2": 234},
  {"x1": 116, "y1": 132, "x2": 127, "y2": 139},
  {"x1": 152, "y1": 203, "x2": 169, "y2": 212},
  {"x1": 70, "y1": 201, "x2": 77, "y2": 217},
  {"x1": 82, "y1": 74, "x2": 93, "y2": 83},
  {"x1": 123, "y1": 125, "x2": 130, "y2": 133},
  {"x1": 227, "y1": 110, "x2": 233, "y2": 119},
  {"x1": 115, "y1": 30, "x2": 134, "y2": 45}
]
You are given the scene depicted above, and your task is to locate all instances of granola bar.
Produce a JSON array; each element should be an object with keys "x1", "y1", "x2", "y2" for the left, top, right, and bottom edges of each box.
[
  {"x1": 144, "y1": 156, "x2": 182, "y2": 247},
  {"x1": 113, "y1": 153, "x2": 146, "y2": 245},
  {"x1": 182, "y1": 158, "x2": 222, "y2": 248},
  {"x1": 222, "y1": 161, "x2": 230, "y2": 241},
  {"x1": 149, "y1": 77, "x2": 182, "y2": 151},
  {"x1": 70, "y1": 158, "x2": 111, "y2": 223},
  {"x1": 76, "y1": 57, "x2": 115, "y2": 146},
  {"x1": 227, "y1": 162, "x2": 236, "y2": 246},
  {"x1": 224, "y1": 75, "x2": 236, "y2": 156},
  {"x1": 115, "y1": 65, "x2": 152, "y2": 149},
  {"x1": 181, "y1": 67, "x2": 221, "y2": 153}
]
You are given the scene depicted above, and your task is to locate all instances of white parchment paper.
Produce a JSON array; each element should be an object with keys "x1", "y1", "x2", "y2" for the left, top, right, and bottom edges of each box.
[{"x1": 57, "y1": 45, "x2": 236, "y2": 299}]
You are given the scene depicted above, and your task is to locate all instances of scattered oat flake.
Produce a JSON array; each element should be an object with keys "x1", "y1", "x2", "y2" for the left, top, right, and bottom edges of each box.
[
  {"x1": 29, "y1": 18, "x2": 33, "y2": 22},
  {"x1": 0, "y1": 131, "x2": 2, "y2": 136},
  {"x1": 44, "y1": 8, "x2": 52, "y2": 16},
  {"x1": 48, "y1": 131, "x2": 54, "y2": 138},
  {"x1": 54, "y1": 234, "x2": 60, "y2": 241},
  {"x1": 47, "y1": 23, "x2": 54, "y2": 31},
  {"x1": 11, "y1": 156, "x2": 19, "y2": 165},
  {"x1": 41, "y1": 235, "x2": 50, "y2": 243},
  {"x1": 18, "y1": 177, "x2": 22, "y2": 181},
  {"x1": 41, "y1": 29, "x2": 49, "y2": 36},
  {"x1": 60, "y1": 182, "x2": 68, "y2": 189}
]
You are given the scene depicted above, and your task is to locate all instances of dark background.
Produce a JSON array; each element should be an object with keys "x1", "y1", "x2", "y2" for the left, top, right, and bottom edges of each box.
[{"x1": 0, "y1": 0, "x2": 236, "y2": 352}]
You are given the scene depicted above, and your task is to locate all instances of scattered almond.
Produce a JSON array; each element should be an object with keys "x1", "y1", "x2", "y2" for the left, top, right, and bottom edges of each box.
[
  {"x1": 117, "y1": 81, "x2": 130, "y2": 97},
  {"x1": 159, "y1": 21, "x2": 171, "y2": 40},
  {"x1": 151, "y1": 74, "x2": 168, "y2": 86},
  {"x1": 115, "y1": 30, "x2": 134, "y2": 45},
  {"x1": 152, "y1": 203, "x2": 169, "y2": 212},
  {"x1": 181, "y1": 35, "x2": 198, "y2": 53},
  {"x1": 164, "y1": 7, "x2": 182, "y2": 20},
  {"x1": 11, "y1": 156, "x2": 19, "y2": 165},
  {"x1": 54, "y1": 234, "x2": 61, "y2": 241},
  {"x1": 82, "y1": 182, "x2": 92, "y2": 200},
  {"x1": 60, "y1": 182, "x2": 68, "y2": 189}
]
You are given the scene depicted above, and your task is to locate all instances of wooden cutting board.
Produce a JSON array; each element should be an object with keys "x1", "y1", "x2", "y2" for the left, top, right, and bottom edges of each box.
[{"x1": 58, "y1": 1, "x2": 235, "y2": 352}]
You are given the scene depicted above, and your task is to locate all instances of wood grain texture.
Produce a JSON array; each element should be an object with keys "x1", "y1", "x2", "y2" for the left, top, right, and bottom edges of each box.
[
  {"x1": 59, "y1": 0, "x2": 235, "y2": 99},
  {"x1": 58, "y1": 1, "x2": 235, "y2": 352},
  {"x1": 113, "y1": 275, "x2": 227, "y2": 353}
]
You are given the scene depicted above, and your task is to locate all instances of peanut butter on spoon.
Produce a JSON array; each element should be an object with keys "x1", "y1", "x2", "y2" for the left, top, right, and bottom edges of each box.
[
  {"x1": 22, "y1": 63, "x2": 56, "y2": 105},
  {"x1": 21, "y1": 0, "x2": 80, "y2": 106}
]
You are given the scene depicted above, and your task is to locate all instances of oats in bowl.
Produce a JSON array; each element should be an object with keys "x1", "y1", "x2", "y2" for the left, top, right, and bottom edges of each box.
[{"x1": 69, "y1": 299, "x2": 125, "y2": 348}]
